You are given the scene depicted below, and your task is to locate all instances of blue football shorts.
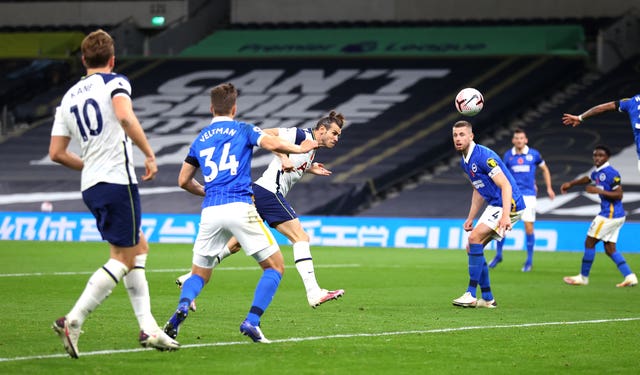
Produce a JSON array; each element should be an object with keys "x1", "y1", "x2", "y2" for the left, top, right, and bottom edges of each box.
[
  {"x1": 82, "y1": 182, "x2": 141, "y2": 247},
  {"x1": 252, "y1": 183, "x2": 297, "y2": 227}
]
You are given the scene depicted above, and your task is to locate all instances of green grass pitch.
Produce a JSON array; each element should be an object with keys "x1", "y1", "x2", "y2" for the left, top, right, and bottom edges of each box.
[{"x1": 1, "y1": 241, "x2": 638, "y2": 374}]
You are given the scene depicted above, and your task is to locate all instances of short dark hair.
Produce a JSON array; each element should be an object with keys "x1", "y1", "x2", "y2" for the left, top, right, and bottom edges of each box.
[
  {"x1": 594, "y1": 144, "x2": 611, "y2": 157},
  {"x1": 81, "y1": 29, "x2": 114, "y2": 68},
  {"x1": 315, "y1": 110, "x2": 345, "y2": 130},
  {"x1": 513, "y1": 128, "x2": 526, "y2": 136},
  {"x1": 453, "y1": 120, "x2": 472, "y2": 130},
  {"x1": 210, "y1": 83, "x2": 237, "y2": 116}
]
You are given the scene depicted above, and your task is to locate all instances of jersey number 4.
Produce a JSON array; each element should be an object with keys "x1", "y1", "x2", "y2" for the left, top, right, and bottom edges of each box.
[
  {"x1": 200, "y1": 143, "x2": 239, "y2": 182},
  {"x1": 70, "y1": 99, "x2": 103, "y2": 141}
]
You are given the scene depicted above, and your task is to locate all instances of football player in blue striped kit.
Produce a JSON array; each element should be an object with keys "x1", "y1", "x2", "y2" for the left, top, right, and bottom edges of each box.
[
  {"x1": 560, "y1": 145, "x2": 637, "y2": 287},
  {"x1": 452, "y1": 121, "x2": 526, "y2": 308},
  {"x1": 163, "y1": 83, "x2": 318, "y2": 343},
  {"x1": 563, "y1": 94, "x2": 640, "y2": 175},
  {"x1": 489, "y1": 128, "x2": 555, "y2": 272},
  {"x1": 175, "y1": 111, "x2": 346, "y2": 310}
]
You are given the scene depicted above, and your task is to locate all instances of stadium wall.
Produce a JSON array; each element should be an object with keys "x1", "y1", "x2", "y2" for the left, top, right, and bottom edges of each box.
[
  {"x1": 0, "y1": 1, "x2": 188, "y2": 28},
  {"x1": 1, "y1": 212, "x2": 638, "y2": 253},
  {"x1": 231, "y1": 0, "x2": 639, "y2": 23}
]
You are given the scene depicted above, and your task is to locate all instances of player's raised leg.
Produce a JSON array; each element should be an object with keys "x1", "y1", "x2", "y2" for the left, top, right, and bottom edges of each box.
[{"x1": 275, "y1": 219, "x2": 344, "y2": 308}]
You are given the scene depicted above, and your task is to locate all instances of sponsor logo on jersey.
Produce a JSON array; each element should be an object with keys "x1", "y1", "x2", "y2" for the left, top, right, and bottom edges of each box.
[
  {"x1": 472, "y1": 180, "x2": 485, "y2": 189},
  {"x1": 511, "y1": 165, "x2": 531, "y2": 173}
]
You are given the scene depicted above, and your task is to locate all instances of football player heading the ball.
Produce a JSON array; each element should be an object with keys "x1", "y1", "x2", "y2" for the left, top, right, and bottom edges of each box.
[
  {"x1": 562, "y1": 94, "x2": 640, "y2": 175},
  {"x1": 163, "y1": 82, "x2": 319, "y2": 344},
  {"x1": 175, "y1": 111, "x2": 346, "y2": 311},
  {"x1": 451, "y1": 120, "x2": 526, "y2": 308}
]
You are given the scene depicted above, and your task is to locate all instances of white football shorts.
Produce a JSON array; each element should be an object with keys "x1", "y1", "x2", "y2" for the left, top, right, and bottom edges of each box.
[
  {"x1": 192, "y1": 202, "x2": 279, "y2": 268},
  {"x1": 477, "y1": 204, "x2": 524, "y2": 241},
  {"x1": 520, "y1": 195, "x2": 537, "y2": 222},
  {"x1": 587, "y1": 215, "x2": 625, "y2": 243}
]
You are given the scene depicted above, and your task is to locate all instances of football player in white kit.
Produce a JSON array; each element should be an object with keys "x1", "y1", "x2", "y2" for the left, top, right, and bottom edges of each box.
[
  {"x1": 49, "y1": 29, "x2": 178, "y2": 358},
  {"x1": 176, "y1": 111, "x2": 345, "y2": 308}
]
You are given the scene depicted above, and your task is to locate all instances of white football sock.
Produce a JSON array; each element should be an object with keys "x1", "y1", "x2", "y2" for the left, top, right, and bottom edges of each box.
[
  {"x1": 67, "y1": 258, "x2": 128, "y2": 327},
  {"x1": 123, "y1": 254, "x2": 159, "y2": 332},
  {"x1": 293, "y1": 241, "x2": 320, "y2": 295},
  {"x1": 218, "y1": 245, "x2": 232, "y2": 264}
]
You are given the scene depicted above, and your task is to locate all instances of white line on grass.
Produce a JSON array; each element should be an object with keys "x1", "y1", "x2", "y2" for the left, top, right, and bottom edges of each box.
[
  {"x1": 0, "y1": 264, "x2": 361, "y2": 278},
  {"x1": 2, "y1": 317, "x2": 639, "y2": 363}
]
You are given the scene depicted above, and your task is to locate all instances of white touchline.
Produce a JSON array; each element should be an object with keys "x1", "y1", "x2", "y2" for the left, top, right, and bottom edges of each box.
[
  {"x1": 0, "y1": 187, "x2": 184, "y2": 205},
  {"x1": 0, "y1": 264, "x2": 361, "y2": 278},
  {"x1": 1, "y1": 317, "x2": 639, "y2": 363}
]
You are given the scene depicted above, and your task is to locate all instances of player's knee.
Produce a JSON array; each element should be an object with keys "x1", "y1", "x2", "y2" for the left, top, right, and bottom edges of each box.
[{"x1": 253, "y1": 244, "x2": 283, "y2": 272}]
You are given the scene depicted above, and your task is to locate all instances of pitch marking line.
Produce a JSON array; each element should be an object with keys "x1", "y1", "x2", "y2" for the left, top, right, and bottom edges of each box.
[
  {"x1": 0, "y1": 264, "x2": 361, "y2": 278},
  {"x1": 2, "y1": 317, "x2": 639, "y2": 363}
]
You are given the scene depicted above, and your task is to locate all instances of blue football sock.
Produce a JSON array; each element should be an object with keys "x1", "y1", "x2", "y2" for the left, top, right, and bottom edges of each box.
[
  {"x1": 495, "y1": 238, "x2": 505, "y2": 258},
  {"x1": 581, "y1": 248, "x2": 596, "y2": 277},
  {"x1": 525, "y1": 233, "x2": 535, "y2": 265},
  {"x1": 479, "y1": 261, "x2": 493, "y2": 301},
  {"x1": 467, "y1": 244, "x2": 485, "y2": 298},
  {"x1": 178, "y1": 274, "x2": 205, "y2": 310},
  {"x1": 246, "y1": 269, "x2": 282, "y2": 326},
  {"x1": 608, "y1": 252, "x2": 632, "y2": 277}
]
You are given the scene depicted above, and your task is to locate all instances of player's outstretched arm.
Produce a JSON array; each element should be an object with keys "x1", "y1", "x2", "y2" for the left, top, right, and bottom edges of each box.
[
  {"x1": 560, "y1": 176, "x2": 591, "y2": 194},
  {"x1": 259, "y1": 135, "x2": 318, "y2": 154},
  {"x1": 562, "y1": 101, "x2": 616, "y2": 127}
]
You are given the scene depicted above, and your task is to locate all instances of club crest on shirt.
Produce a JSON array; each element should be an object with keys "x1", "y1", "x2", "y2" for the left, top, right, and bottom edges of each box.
[{"x1": 599, "y1": 173, "x2": 606, "y2": 181}]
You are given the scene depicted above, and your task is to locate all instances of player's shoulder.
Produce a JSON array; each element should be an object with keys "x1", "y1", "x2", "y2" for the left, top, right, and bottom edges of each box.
[
  {"x1": 96, "y1": 72, "x2": 130, "y2": 84},
  {"x1": 605, "y1": 164, "x2": 621, "y2": 177},
  {"x1": 526, "y1": 146, "x2": 540, "y2": 154},
  {"x1": 477, "y1": 144, "x2": 499, "y2": 157},
  {"x1": 618, "y1": 95, "x2": 639, "y2": 110},
  {"x1": 236, "y1": 120, "x2": 262, "y2": 132}
]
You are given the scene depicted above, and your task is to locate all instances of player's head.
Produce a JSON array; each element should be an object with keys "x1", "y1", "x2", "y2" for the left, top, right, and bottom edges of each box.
[
  {"x1": 452, "y1": 120, "x2": 473, "y2": 153},
  {"x1": 593, "y1": 144, "x2": 611, "y2": 167},
  {"x1": 512, "y1": 128, "x2": 528, "y2": 149},
  {"x1": 81, "y1": 29, "x2": 115, "y2": 69},
  {"x1": 314, "y1": 110, "x2": 345, "y2": 148},
  {"x1": 210, "y1": 83, "x2": 238, "y2": 117}
]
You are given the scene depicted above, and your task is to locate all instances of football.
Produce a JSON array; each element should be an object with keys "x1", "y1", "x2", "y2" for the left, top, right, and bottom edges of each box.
[{"x1": 455, "y1": 88, "x2": 484, "y2": 116}]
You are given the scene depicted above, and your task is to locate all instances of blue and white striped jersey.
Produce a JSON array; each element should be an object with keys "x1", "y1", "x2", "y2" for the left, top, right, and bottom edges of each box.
[
  {"x1": 589, "y1": 162, "x2": 625, "y2": 219},
  {"x1": 617, "y1": 95, "x2": 640, "y2": 158},
  {"x1": 185, "y1": 116, "x2": 265, "y2": 208},
  {"x1": 460, "y1": 142, "x2": 526, "y2": 211},
  {"x1": 502, "y1": 146, "x2": 545, "y2": 196}
]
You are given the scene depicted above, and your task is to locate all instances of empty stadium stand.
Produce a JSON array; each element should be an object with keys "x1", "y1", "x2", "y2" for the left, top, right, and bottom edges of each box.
[
  {"x1": 3, "y1": 17, "x2": 638, "y2": 221},
  {"x1": 356, "y1": 54, "x2": 640, "y2": 219}
]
